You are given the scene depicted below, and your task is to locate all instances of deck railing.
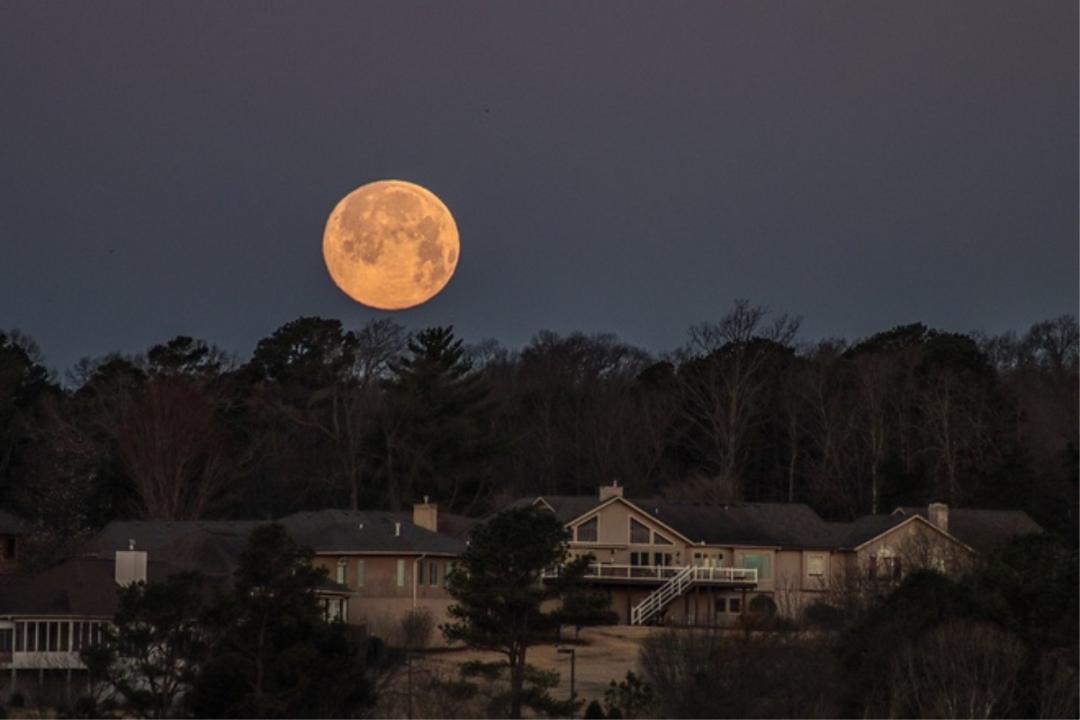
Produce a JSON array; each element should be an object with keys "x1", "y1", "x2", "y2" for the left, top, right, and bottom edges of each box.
[{"x1": 542, "y1": 563, "x2": 758, "y2": 584}]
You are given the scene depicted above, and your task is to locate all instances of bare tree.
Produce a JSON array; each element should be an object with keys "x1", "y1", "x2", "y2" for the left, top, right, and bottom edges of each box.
[
  {"x1": 889, "y1": 620, "x2": 1025, "y2": 719},
  {"x1": 679, "y1": 299, "x2": 801, "y2": 497}
]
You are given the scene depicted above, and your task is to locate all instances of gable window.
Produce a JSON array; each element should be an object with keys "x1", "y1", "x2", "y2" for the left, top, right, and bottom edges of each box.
[
  {"x1": 576, "y1": 517, "x2": 598, "y2": 542},
  {"x1": 739, "y1": 553, "x2": 772, "y2": 580},
  {"x1": 630, "y1": 518, "x2": 650, "y2": 544},
  {"x1": 653, "y1": 532, "x2": 673, "y2": 545},
  {"x1": 807, "y1": 554, "x2": 826, "y2": 577}
]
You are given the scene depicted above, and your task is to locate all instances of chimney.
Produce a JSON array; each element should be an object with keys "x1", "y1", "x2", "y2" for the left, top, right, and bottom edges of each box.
[
  {"x1": 927, "y1": 502, "x2": 949, "y2": 534},
  {"x1": 413, "y1": 497, "x2": 438, "y2": 533},
  {"x1": 598, "y1": 481, "x2": 624, "y2": 502},
  {"x1": 115, "y1": 545, "x2": 148, "y2": 587}
]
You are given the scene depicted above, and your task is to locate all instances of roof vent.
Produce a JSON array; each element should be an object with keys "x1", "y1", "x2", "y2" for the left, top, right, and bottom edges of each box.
[
  {"x1": 424, "y1": 495, "x2": 430, "y2": 504},
  {"x1": 128, "y1": 538, "x2": 136, "y2": 551},
  {"x1": 358, "y1": 522, "x2": 364, "y2": 530},
  {"x1": 394, "y1": 522, "x2": 401, "y2": 537}
]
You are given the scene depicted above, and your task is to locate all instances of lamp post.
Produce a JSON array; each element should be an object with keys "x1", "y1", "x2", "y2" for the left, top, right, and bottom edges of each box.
[{"x1": 557, "y1": 646, "x2": 576, "y2": 717}]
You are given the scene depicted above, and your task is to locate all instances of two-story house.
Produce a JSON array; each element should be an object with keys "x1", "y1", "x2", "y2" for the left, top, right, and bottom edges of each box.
[{"x1": 513, "y1": 483, "x2": 1040, "y2": 626}]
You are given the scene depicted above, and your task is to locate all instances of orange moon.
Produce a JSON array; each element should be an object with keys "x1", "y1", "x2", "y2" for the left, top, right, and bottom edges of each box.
[{"x1": 322, "y1": 180, "x2": 460, "y2": 310}]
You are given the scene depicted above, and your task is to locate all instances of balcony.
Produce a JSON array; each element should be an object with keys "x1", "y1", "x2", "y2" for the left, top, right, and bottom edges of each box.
[{"x1": 542, "y1": 563, "x2": 758, "y2": 586}]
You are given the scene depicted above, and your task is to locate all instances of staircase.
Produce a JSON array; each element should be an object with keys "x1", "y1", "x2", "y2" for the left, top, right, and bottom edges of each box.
[
  {"x1": 630, "y1": 565, "x2": 696, "y2": 625},
  {"x1": 629, "y1": 565, "x2": 759, "y2": 625}
]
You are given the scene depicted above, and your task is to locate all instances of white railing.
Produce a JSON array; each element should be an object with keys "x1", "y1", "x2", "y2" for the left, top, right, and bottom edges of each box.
[
  {"x1": 631, "y1": 565, "x2": 695, "y2": 625},
  {"x1": 543, "y1": 563, "x2": 758, "y2": 584}
]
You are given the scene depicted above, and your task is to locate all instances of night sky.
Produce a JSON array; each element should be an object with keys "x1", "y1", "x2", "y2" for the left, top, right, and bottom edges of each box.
[{"x1": 2, "y1": 1, "x2": 1076, "y2": 373}]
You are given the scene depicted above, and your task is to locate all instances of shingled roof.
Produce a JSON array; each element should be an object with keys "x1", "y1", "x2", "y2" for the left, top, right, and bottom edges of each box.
[
  {"x1": 87, "y1": 510, "x2": 465, "y2": 566},
  {"x1": 893, "y1": 506, "x2": 1042, "y2": 554},
  {"x1": 0, "y1": 556, "x2": 182, "y2": 617},
  {"x1": 280, "y1": 510, "x2": 465, "y2": 556}
]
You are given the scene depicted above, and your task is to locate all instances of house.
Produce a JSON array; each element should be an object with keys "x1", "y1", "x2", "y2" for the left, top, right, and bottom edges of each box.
[
  {"x1": 514, "y1": 483, "x2": 1042, "y2": 626},
  {"x1": 0, "y1": 502, "x2": 465, "y2": 703}
]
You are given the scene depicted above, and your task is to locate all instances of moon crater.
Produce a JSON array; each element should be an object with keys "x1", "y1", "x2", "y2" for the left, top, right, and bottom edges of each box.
[{"x1": 323, "y1": 180, "x2": 460, "y2": 310}]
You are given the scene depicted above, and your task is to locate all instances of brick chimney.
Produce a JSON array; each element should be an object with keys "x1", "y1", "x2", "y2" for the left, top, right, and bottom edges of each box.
[
  {"x1": 927, "y1": 502, "x2": 949, "y2": 534},
  {"x1": 598, "y1": 481, "x2": 624, "y2": 502},
  {"x1": 413, "y1": 496, "x2": 438, "y2": 533},
  {"x1": 115, "y1": 542, "x2": 148, "y2": 586}
]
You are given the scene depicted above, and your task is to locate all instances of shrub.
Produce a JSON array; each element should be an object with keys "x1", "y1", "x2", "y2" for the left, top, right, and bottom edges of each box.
[{"x1": 803, "y1": 601, "x2": 845, "y2": 629}]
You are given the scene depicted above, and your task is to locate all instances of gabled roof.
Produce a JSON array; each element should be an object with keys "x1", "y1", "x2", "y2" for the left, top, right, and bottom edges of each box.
[
  {"x1": 280, "y1": 510, "x2": 466, "y2": 556},
  {"x1": 892, "y1": 506, "x2": 1042, "y2": 554},
  {"x1": 0, "y1": 556, "x2": 183, "y2": 617},
  {"x1": 519, "y1": 494, "x2": 846, "y2": 549},
  {"x1": 0, "y1": 509, "x2": 28, "y2": 535},
  {"x1": 824, "y1": 513, "x2": 911, "y2": 550}
]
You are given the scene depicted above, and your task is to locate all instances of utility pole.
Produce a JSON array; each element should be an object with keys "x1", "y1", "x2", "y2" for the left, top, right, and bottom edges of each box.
[{"x1": 557, "y1": 646, "x2": 576, "y2": 717}]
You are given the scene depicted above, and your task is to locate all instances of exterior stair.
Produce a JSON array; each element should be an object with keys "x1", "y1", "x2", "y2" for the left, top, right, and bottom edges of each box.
[
  {"x1": 629, "y1": 565, "x2": 758, "y2": 625},
  {"x1": 630, "y1": 565, "x2": 696, "y2": 625}
]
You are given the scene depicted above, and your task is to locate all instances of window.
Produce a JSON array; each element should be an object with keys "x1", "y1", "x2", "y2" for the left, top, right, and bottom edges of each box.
[
  {"x1": 336, "y1": 559, "x2": 347, "y2": 585},
  {"x1": 653, "y1": 533, "x2": 673, "y2": 545},
  {"x1": 0, "y1": 628, "x2": 12, "y2": 652},
  {"x1": 356, "y1": 559, "x2": 366, "y2": 587},
  {"x1": 653, "y1": 552, "x2": 672, "y2": 566},
  {"x1": 396, "y1": 559, "x2": 406, "y2": 587},
  {"x1": 15, "y1": 622, "x2": 23, "y2": 652},
  {"x1": 630, "y1": 518, "x2": 650, "y2": 544},
  {"x1": 576, "y1": 518, "x2": 598, "y2": 542},
  {"x1": 729, "y1": 598, "x2": 742, "y2": 613},
  {"x1": 629, "y1": 551, "x2": 649, "y2": 566},
  {"x1": 807, "y1": 554, "x2": 826, "y2": 577},
  {"x1": 714, "y1": 598, "x2": 726, "y2": 613},
  {"x1": 429, "y1": 560, "x2": 439, "y2": 587},
  {"x1": 739, "y1": 553, "x2": 772, "y2": 580},
  {"x1": 693, "y1": 552, "x2": 704, "y2": 567}
]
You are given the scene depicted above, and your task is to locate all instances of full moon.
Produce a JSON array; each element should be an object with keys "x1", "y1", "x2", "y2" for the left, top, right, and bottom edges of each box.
[{"x1": 322, "y1": 180, "x2": 460, "y2": 310}]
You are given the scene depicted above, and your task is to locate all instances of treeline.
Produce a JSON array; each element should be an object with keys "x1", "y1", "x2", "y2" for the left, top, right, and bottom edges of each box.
[{"x1": 1, "y1": 301, "x2": 1076, "y2": 564}]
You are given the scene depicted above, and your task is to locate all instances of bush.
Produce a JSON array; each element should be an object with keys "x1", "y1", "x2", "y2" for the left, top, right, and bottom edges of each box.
[
  {"x1": 803, "y1": 601, "x2": 846, "y2": 629},
  {"x1": 584, "y1": 699, "x2": 606, "y2": 718},
  {"x1": 748, "y1": 595, "x2": 777, "y2": 616}
]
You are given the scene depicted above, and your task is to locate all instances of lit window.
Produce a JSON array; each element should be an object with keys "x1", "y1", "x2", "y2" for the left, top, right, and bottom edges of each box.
[
  {"x1": 397, "y1": 559, "x2": 406, "y2": 587},
  {"x1": 336, "y1": 559, "x2": 347, "y2": 585},
  {"x1": 807, "y1": 554, "x2": 826, "y2": 577},
  {"x1": 576, "y1": 518, "x2": 598, "y2": 542},
  {"x1": 630, "y1": 518, "x2": 650, "y2": 544},
  {"x1": 356, "y1": 559, "x2": 366, "y2": 587},
  {"x1": 739, "y1": 553, "x2": 772, "y2": 580}
]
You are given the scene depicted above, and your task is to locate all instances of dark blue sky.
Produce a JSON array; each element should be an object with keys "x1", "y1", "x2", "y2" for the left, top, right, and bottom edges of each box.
[{"x1": 2, "y1": 1, "x2": 1076, "y2": 372}]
